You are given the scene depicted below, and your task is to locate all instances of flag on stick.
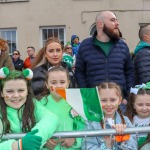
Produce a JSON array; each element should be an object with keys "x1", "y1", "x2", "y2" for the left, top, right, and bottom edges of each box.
[{"x1": 56, "y1": 87, "x2": 104, "y2": 122}]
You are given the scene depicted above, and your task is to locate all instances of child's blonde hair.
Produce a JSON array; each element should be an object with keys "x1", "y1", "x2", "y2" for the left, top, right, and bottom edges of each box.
[{"x1": 98, "y1": 82, "x2": 125, "y2": 128}]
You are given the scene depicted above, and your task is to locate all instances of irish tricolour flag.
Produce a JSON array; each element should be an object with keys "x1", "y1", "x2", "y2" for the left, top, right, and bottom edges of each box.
[{"x1": 56, "y1": 87, "x2": 104, "y2": 122}]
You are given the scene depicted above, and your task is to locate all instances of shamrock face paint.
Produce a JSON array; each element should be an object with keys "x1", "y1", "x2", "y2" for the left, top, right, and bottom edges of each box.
[
  {"x1": 116, "y1": 104, "x2": 118, "y2": 109},
  {"x1": 3, "y1": 95, "x2": 11, "y2": 101},
  {"x1": 1, "y1": 79, "x2": 28, "y2": 109}
]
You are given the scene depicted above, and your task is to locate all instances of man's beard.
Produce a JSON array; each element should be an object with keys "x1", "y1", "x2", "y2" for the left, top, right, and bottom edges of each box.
[{"x1": 103, "y1": 24, "x2": 119, "y2": 42}]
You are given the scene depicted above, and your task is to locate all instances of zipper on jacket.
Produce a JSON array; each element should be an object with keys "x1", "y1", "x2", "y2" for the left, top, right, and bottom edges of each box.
[{"x1": 105, "y1": 58, "x2": 109, "y2": 82}]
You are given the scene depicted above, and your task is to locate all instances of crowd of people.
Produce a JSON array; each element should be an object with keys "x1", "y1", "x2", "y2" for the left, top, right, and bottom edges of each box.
[{"x1": 0, "y1": 10, "x2": 150, "y2": 150}]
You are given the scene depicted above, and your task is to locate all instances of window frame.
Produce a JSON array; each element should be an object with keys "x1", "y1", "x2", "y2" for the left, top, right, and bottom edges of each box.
[
  {"x1": 0, "y1": 0, "x2": 29, "y2": 3},
  {"x1": 0, "y1": 28, "x2": 17, "y2": 54},
  {"x1": 40, "y1": 26, "x2": 66, "y2": 47}
]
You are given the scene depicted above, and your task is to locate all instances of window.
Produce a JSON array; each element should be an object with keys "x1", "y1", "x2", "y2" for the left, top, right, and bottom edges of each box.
[
  {"x1": 0, "y1": 29, "x2": 17, "y2": 54},
  {"x1": 139, "y1": 23, "x2": 150, "y2": 27},
  {"x1": 40, "y1": 26, "x2": 66, "y2": 46},
  {"x1": 89, "y1": 23, "x2": 96, "y2": 37}
]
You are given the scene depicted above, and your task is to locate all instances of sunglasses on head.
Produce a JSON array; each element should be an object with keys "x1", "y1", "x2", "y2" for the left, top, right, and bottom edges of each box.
[
  {"x1": 67, "y1": 47, "x2": 72, "y2": 49},
  {"x1": 13, "y1": 53, "x2": 19, "y2": 55}
]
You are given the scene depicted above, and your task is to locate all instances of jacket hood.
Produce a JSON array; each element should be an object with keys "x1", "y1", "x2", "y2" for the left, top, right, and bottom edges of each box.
[
  {"x1": 71, "y1": 35, "x2": 79, "y2": 43},
  {"x1": 134, "y1": 41, "x2": 150, "y2": 54}
]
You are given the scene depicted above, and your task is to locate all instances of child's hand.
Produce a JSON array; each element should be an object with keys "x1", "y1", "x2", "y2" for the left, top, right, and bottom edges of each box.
[
  {"x1": 122, "y1": 99, "x2": 128, "y2": 105},
  {"x1": 60, "y1": 138, "x2": 76, "y2": 148},
  {"x1": 113, "y1": 124, "x2": 126, "y2": 135},
  {"x1": 104, "y1": 136, "x2": 115, "y2": 149},
  {"x1": 45, "y1": 139, "x2": 58, "y2": 149}
]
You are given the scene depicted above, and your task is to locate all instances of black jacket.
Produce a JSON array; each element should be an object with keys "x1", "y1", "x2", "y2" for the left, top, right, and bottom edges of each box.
[
  {"x1": 134, "y1": 47, "x2": 150, "y2": 84},
  {"x1": 31, "y1": 62, "x2": 76, "y2": 99},
  {"x1": 12, "y1": 58, "x2": 24, "y2": 71}
]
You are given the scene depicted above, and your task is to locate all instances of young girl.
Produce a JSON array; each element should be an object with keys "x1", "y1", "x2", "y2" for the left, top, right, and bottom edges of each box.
[
  {"x1": 125, "y1": 83, "x2": 150, "y2": 150},
  {"x1": 40, "y1": 66, "x2": 85, "y2": 150},
  {"x1": 82, "y1": 82, "x2": 137, "y2": 150},
  {"x1": 31, "y1": 37, "x2": 76, "y2": 100},
  {"x1": 0, "y1": 67, "x2": 59, "y2": 150}
]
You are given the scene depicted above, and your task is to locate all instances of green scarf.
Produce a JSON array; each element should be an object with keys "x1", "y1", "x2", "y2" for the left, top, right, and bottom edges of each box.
[{"x1": 134, "y1": 41, "x2": 150, "y2": 55}]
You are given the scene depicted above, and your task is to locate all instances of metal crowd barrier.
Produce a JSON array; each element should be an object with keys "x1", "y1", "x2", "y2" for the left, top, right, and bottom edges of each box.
[{"x1": 1, "y1": 126, "x2": 150, "y2": 140}]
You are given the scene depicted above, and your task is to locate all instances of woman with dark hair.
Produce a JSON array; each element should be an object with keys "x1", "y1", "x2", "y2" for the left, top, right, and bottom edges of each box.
[
  {"x1": 0, "y1": 67, "x2": 58, "y2": 150},
  {"x1": 31, "y1": 37, "x2": 76, "y2": 100}
]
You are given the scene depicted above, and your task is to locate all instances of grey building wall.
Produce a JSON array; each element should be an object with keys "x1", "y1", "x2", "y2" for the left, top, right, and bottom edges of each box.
[{"x1": 0, "y1": 0, "x2": 150, "y2": 59}]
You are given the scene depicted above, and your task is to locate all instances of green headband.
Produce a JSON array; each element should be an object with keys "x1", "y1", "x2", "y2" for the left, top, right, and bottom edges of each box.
[{"x1": 0, "y1": 67, "x2": 33, "y2": 80}]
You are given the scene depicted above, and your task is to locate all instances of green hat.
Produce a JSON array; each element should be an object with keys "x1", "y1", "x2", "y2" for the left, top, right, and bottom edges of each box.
[
  {"x1": 62, "y1": 54, "x2": 73, "y2": 68},
  {"x1": 22, "y1": 69, "x2": 33, "y2": 80},
  {"x1": 65, "y1": 41, "x2": 71, "y2": 47},
  {"x1": 0, "y1": 67, "x2": 9, "y2": 79}
]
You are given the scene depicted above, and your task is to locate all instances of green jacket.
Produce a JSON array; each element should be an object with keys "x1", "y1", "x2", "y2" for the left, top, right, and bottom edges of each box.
[
  {"x1": 40, "y1": 95, "x2": 85, "y2": 150},
  {"x1": 0, "y1": 99, "x2": 59, "y2": 150}
]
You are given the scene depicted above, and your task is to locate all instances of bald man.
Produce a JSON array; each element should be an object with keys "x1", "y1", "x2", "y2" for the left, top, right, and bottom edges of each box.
[
  {"x1": 134, "y1": 24, "x2": 150, "y2": 84},
  {"x1": 75, "y1": 11, "x2": 134, "y2": 109}
]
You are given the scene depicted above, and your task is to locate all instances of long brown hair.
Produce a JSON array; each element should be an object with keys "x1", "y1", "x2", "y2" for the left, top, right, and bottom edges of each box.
[
  {"x1": 98, "y1": 82, "x2": 125, "y2": 129},
  {"x1": 0, "y1": 70, "x2": 35, "y2": 133},
  {"x1": 31, "y1": 37, "x2": 63, "y2": 69},
  {"x1": 125, "y1": 89, "x2": 150, "y2": 122}
]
